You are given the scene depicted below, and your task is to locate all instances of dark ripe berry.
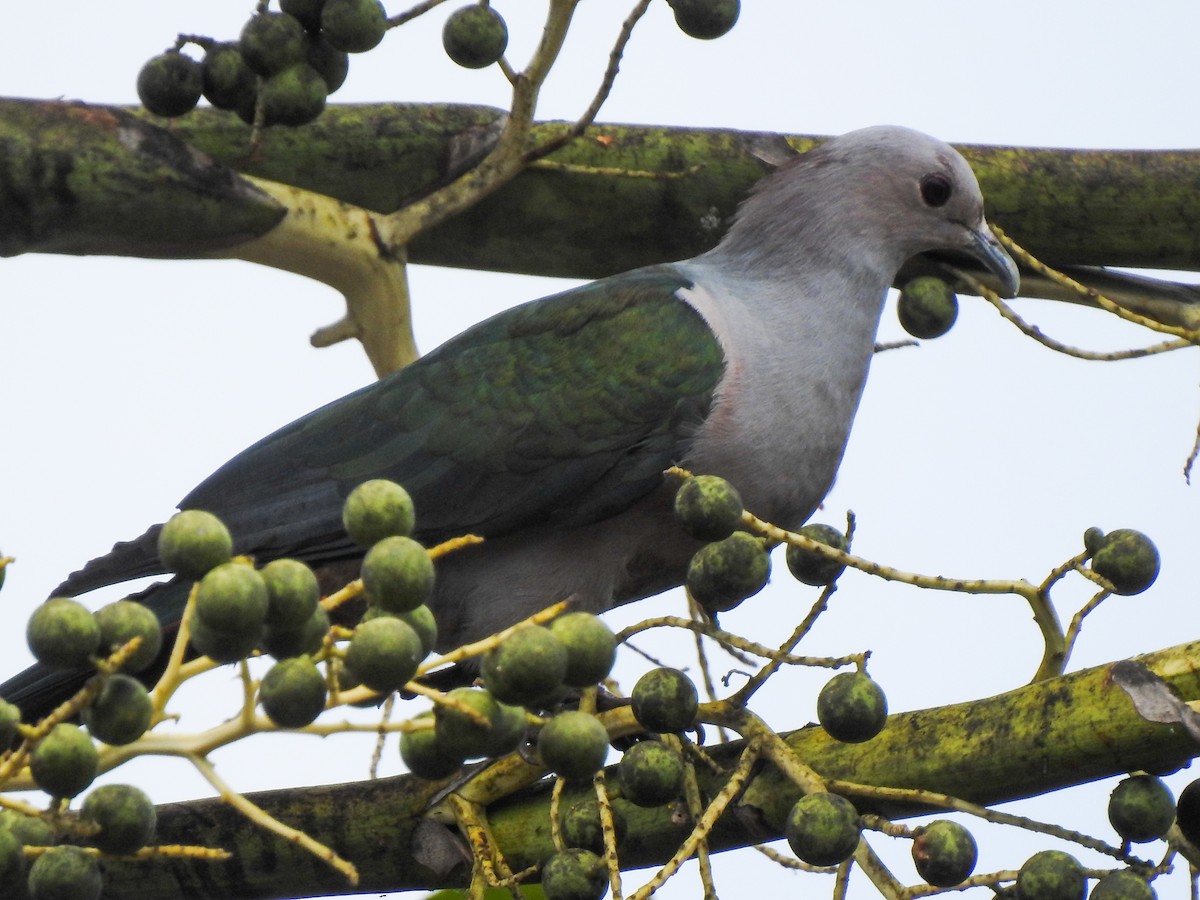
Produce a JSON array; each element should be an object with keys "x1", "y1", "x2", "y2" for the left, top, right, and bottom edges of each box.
[
  {"x1": 1089, "y1": 870, "x2": 1155, "y2": 900},
  {"x1": 1108, "y1": 774, "x2": 1175, "y2": 843},
  {"x1": 442, "y1": 5, "x2": 509, "y2": 69},
  {"x1": 561, "y1": 796, "x2": 627, "y2": 854},
  {"x1": 83, "y1": 674, "x2": 153, "y2": 746},
  {"x1": 94, "y1": 600, "x2": 162, "y2": 673},
  {"x1": 260, "y1": 656, "x2": 328, "y2": 728},
  {"x1": 263, "y1": 604, "x2": 330, "y2": 660},
  {"x1": 541, "y1": 848, "x2": 607, "y2": 900},
  {"x1": 260, "y1": 64, "x2": 328, "y2": 127},
  {"x1": 0, "y1": 825, "x2": 22, "y2": 893},
  {"x1": 785, "y1": 523, "x2": 848, "y2": 586},
  {"x1": 157, "y1": 509, "x2": 233, "y2": 580},
  {"x1": 0, "y1": 700, "x2": 19, "y2": 749},
  {"x1": 27, "y1": 845, "x2": 102, "y2": 900},
  {"x1": 785, "y1": 792, "x2": 860, "y2": 867},
  {"x1": 911, "y1": 819, "x2": 977, "y2": 887},
  {"x1": 343, "y1": 479, "x2": 416, "y2": 547},
  {"x1": 344, "y1": 616, "x2": 423, "y2": 693},
  {"x1": 81, "y1": 783, "x2": 156, "y2": 854},
  {"x1": 898, "y1": 276, "x2": 959, "y2": 339},
  {"x1": 195, "y1": 562, "x2": 269, "y2": 635},
  {"x1": 549, "y1": 612, "x2": 616, "y2": 687},
  {"x1": 631, "y1": 667, "x2": 698, "y2": 734},
  {"x1": 260, "y1": 559, "x2": 320, "y2": 627},
  {"x1": 1176, "y1": 778, "x2": 1200, "y2": 846},
  {"x1": 673, "y1": 475, "x2": 744, "y2": 542},
  {"x1": 434, "y1": 688, "x2": 507, "y2": 760},
  {"x1": 816, "y1": 671, "x2": 888, "y2": 743},
  {"x1": 30, "y1": 724, "x2": 98, "y2": 799},
  {"x1": 618, "y1": 740, "x2": 685, "y2": 807},
  {"x1": 361, "y1": 535, "x2": 435, "y2": 613},
  {"x1": 240, "y1": 12, "x2": 309, "y2": 75},
  {"x1": 321, "y1": 0, "x2": 388, "y2": 53},
  {"x1": 685, "y1": 531, "x2": 770, "y2": 613},
  {"x1": 1016, "y1": 850, "x2": 1086, "y2": 900},
  {"x1": 396, "y1": 605, "x2": 438, "y2": 656},
  {"x1": 400, "y1": 712, "x2": 463, "y2": 780},
  {"x1": 482, "y1": 625, "x2": 568, "y2": 706},
  {"x1": 137, "y1": 51, "x2": 203, "y2": 117},
  {"x1": 189, "y1": 616, "x2": 262, "y2": 664},
  {"x1": 1091, "y1": 529, "x2": 1160, "y2": 596},
  {"x1": 281, "y1": 0, "x2": 327, "y2": 31},
  {"x1": 667, "y1": 0, "x2": 740, "y2": 40},
  {"x1": 537, "y1": 711, "x2": 609, "y2": 782},
  {"x1": 306, "y1": 35, "x2": 350, "y2": 92},
  {"x1": 27, "y1": 598, "x2": 100, "y2": 670},
  {"x1": 202, "y1": 43, "x2": 257, "y2": 112}
]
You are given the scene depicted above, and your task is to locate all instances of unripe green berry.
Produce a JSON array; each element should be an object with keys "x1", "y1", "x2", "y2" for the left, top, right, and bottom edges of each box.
[
  {"x1": 342, "y1": 479, "x2": 416, "y2": 547},
  {"x1": 630, "y1": 667, "x2": 698, "y2": 734},
  {"x1": 83, "y1": 673, "x2": 153, "y2": 746},
  {"x1": 27, "y1": 598, "x2": 100, "y2": 670},
  {"x1": 667, "y1": 0, "x2": 740, "y2": 40},
  {"x1": 1108, "y1": 774, "x2": 1175, "y2": 843},
  {"x1": 344, "y1": 617, "x2": 423, "y2": 693},
  {"x1": 482, "y1": 625, "x2": 568, "y2": 706},
  {"x1": 898, "y1": 276, "x2": 959, "y2": 339},
  {"x1": 157, "y1": 509, "x2": 233, "y2": 580},
  {"x1": 195, "y1": 562, "x2": 269, "y2": 635},
  {"x1": 27, "y1": 845, "x2": 102, "y2": 900},
  {"x1": 911, "y1": 819, "x2": 977, "y2": 887},
  {"x1": 674, "y1": 475, "x2": 744, "y2": 542},
  {"x1": 541, "y1": 848, "x2": 607, "y2": 900},
  {"x1": 240, "y1": 12, "x2": 308, "y2": 75},
  {"x1": 1091, "y1": 529, "x2": 1160, "y2": 596},
  {"x1": 137, "y1": 52, "x2": 203, "y2": 117},
  {"x1": 442, "y1": 5, "x2": 508, "y2": 68},
  {"x1": 538, "y1": 711, "x2": 609, "y2": 782},
  {"x1": 785, "y1": 523, "x2": 848, "y2": 586},
  {"x1": 260, "y1": 656, "x2": 328, "y2": 728},
  {"x1": 81, "y1": 783, "x2": 156, "y2": 854},
  {"x1": 321, "y1": 0, "x2": 388, "y2": 53},
  {"x1": 361, "y1": 535, "x2": 434, "y2": 613},
  {"x1": 785, "y1": 792, "x2": 860, "y2": 866},
  {"x1": 618, "y1": 740, "x2": 685, "y2": 807},
  {"x1": 816, "y1": 671, "x2": 888, "y2": 744},
  {"x1": 94, "y1": 600, "x2": 162, "y2": 673},
  {"x1": 549, "y1": 612, "x2": 616, "y2": 687},
  {"x1": 686, "y1": 531, "x2": 770, "y2": 612},
  {"x1": 1016, "y1": 850, "x2": 1085, "y2": 900},
  {"x1": 30, "y1": 724, "x2": 98, "y2": 798}
]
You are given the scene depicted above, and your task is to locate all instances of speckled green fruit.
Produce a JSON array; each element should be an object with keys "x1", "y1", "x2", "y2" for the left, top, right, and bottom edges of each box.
[
  {"x1": 1016, "y1": 850, "x2": 1085, "y2": 900},
  {"x1": 674, "y1": 474, "x2": 744, "y2": 541},
  {"x1": 1091, "y1": 529, "x2": 1160, "y2": 596},
  {"x1": 538, "y1": 711, "x2": 609, "y2": 782},
  {"x1": 618, "y1": 740, "x2": 685, "y2": 807},
  {"x1": 94, "y1": 600, "x2": 162, "y2": 673},
  {"x1": 898, "y1": 276, "x2": 959, "y2": 339},
  {"x1": 189, "y1": 616, "x2": 262, "y2": 664},
  {"x1": 82, "y1": 674, "x2": 152, "y2": 746},
  {"x1": 1090, "y1": 869, "x2": 1155, "y2": 900},
  {"x1": 400, "y1": 712, "x2": 464, "y2": 780},
  {"x1": 482, "y1": 625, "x2": 568, "y2": 706},
  {"x1": 1176, "y1": 778, "x2": 1200, "y2": 846},
  {"x1": 549, "y1": 612, "x2": 616, "y2": 687},
  {"x1": 157, "y1": 509, "x2": 233, "y2": 580},
  {"x1": 281, "y1": 0, "x2": 326, "y2": 31},
  {"x1": 195, "y1": 562, "x2": 269, "y2": 635},
  {"x1": 81, "y1": 783, "x2": 156, "y2": 854},
  {"x1": 667, "y1": 0, "x2": 740, "y2": 39},
  {"x1": 912, "y1": 819, "x2": 977, "y2": 887},
  {"x1": 27, "y1": 845, "x2": 101, "y2": 900},
  {"x1": 785, "y1": 523, "x2": 849, "y2": 586},
  {"x1": 321, "y1": 0, "x2": 387, "y2": 53},
  {"x1": 260, "y1": 656, "x2": 328, "y2": 728},
  {"x1": 541, "y1": 848, "x2": 607, "y2": 900},
  {"x1": 561, "y1": 795, "x2": 627, "y2": 854},
  {"x1": 0, "y1": 700, "x2": 19, "y2": 749},
  {"x1": 27, "y1": 598, "x2": 100, "y2": 670},
  {"x1": 817, "y1": 671, "x2": 888, "y2": 743},
  {"x1": 442, "y1": 5, "x2": 508, "y2": 68},
  {"x1": 260, "y1": 64, "x2": 328, "y2": 126},
  {"x1": 202, "y1": 43, "x2": 257, "y2": 111},
  {"x1": 397, "y1": 605, "x2": 438, "y2": 656},
  {"x1": 0, "y1": 825, "x2": 23, "y2": 894},
  {"x1": 261, "y1": 559, "x2": 321, "y2": 628},
  {"x1": 1108, "y1": 774, "x2": 1175, "y2": 843},
  {"x1": 30, "y1": 724, "x2": 97, "y2": 799},
  {"x1": 344, "y1": 617, "x2": 423, "y2": 693},
  {"x1": 136, "y1": 52, "x2": 203, "y2": 117},
  {"x1": 361, "y1": 536, "x2": 434, "y2": 613},
  {"x1": 686, "y1": 531, "x2": 770, "y2": 612},
  {"x1": 0, "y1": 809, "x2": 54, "y2": 848},
  {"x1": 785, "y1": 792, "x2": 860, "y2": 866},
  {"x1": 482, "y1": 699, "x2": 527, "y2": 758},
  {"x1": 240, "y1": 12, "x2": 308, "y2": 75},
  {"x1": 435, "y1": 688, "x2": 507, "y2": 760},
  {"x1": 631, "y1": 667, "x2": 698, "y2": 734},
  {"x1": 263, "y1": 605, "x2": 330, "y2": 660},
  {"x1": 342, "y1": 479, "x2": 416, "y2": 547},
  {"x1": 306, "y1": 35, "x2": 349, "y2": 92}
]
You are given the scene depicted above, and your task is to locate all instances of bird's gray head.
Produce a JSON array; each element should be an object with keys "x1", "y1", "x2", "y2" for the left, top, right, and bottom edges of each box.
[{"x1": 713, "y1": 125, "x2": 1019, "y2": 297}]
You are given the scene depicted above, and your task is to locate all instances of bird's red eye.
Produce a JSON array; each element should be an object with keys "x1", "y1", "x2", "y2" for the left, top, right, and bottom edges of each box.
[{"x1": 920, "y1": 173, "x2": 953, "y2": 207}]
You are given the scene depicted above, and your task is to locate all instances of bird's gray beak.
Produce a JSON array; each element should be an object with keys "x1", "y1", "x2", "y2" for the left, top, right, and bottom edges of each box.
[{"x1": 968, "y1": 221, "x2": 1020, "y2": 299}]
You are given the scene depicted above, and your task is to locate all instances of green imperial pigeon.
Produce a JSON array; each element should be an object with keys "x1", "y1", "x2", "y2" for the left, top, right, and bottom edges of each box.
[{"x1": 2, "y1": 126, "x2": 1018, "y2": 713}]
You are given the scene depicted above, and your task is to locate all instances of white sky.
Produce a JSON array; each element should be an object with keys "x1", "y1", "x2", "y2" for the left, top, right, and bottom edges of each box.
[{"x1": 1, "y1": 2, "x2": 1199, "y2": 898}]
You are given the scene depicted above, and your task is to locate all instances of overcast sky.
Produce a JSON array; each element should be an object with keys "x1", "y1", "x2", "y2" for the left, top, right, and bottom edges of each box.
[{"x1": 2, "y1": 3, "x2": 1198, "y2": 898}]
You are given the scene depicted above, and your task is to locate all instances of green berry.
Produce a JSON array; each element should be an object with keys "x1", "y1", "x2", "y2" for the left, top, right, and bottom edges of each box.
[
  {"x1": 1091, "y1": 529, "x2": 1160, "y2": 596},
  {"x1": 1089, "y1": 870, "x2": 1155, "y2": 900},
  {"x1": 342, "y1": 480, "x2": 415, "y2": 547},
  {"x1": 195, "y1": 562, "x2": 269, "y2": 635},
  {"x1": 94, "y1": 600, "x2": 162, "y2": 674},
  {"x1": 260, "y1": 656, "x2": 327, "y2": 728},
  {"x1": 83, "y1": 674, "x2": 153, "y2": 746},
  {"x1": 785, "y1": 523, "x2": 848, "y2": 586},
  {"x1": 1016, "y1": 850, "x2": 1085, "y2": 900},
  {"x1": 344, "y1": 616, "x2": 423, "y2": 693},
  {"x1": 260, "y1": 559, "x2": 320, "y2": 628},
  {"x1": 442, "y1": 5, "x2": 508, "y2": 69},
  {"x1": 0, "y1": 826, "x2": 23, "y2": 894},
  {"x1": 816, "y1": 671, "x2": 888, "y2": 744},
  {"x1": 1083, "y1": 527, "x2": 1106, "y2": 556},
  {"x1": 667, "y1": 0, "x2": 740, "y2": 39},
  {"x1": 27, "y1": 845, "x2": 101, "y2": 900},
  {"x1": 482, "y1": 625, "x2": 568, "y2": 706},
  {"x1": 549, "y1": 612, "x2": 616, "y2": 687},
  {"x1": 0, "y1": 700, "x2": 20, "y2": 749},
  {"x1": 434, "y1": 688, "x2": 511, "y2": 760},
  {"x1": 541, "y1": 848, "x2": 607, "y2": 900},
  {"x1": 561, "y1": 796, "x2": 627, "y2": 854},
  {"x1": 260, "y1": 64, "x2": 328, "y2": 127},
  {"x1": 686, "y1": 531, "x2": 770, "y2": 612},
  {"x1": 1176, "y1": 778, "x2": 1200, "y2": 846},
  {"x1": 81, "y1": 784, "x2": 156, "y2": 854},
  {"x1": 157, "y1": 510, "x2": 233, "y2": 580},
  {"x1": 262, "y1": 605, "x2": 330, "y2": 660},
  {"x1": 321, "y1": 0, "x2": 388, "y2": 53},
  {"x1": 396, "y1": 605, "x2": 438, "y2": 656},
  {"x1": 281, "y1": 0, "x2": 327, "y2": 31},
  {"x1": 361, "y1": 536, "x2": 435, "y2": 613},
  {"x1": 1108, "y1": 774, "x2": 1175, "y2": 843},
  {"x1": 898, "y1": 276, "x2": 959, "y2": 339},
  {"x1": 911, "y1": 819, "x2": 977, "y2": 887},
  {"x1": 136, "y1": 51, "x2": 203, "y2": 117},
  {"x1": 400, "y1": 712, "x2": 464, "y2": 780},
  {"x1": 618, "y1": 740, "x2": 685, "y2": 807},
  {"x1": 27, "y1": 598, "x2": 100, "y2": 670},
  {"x1": 30, "y1": 724, "x2": 97, "y2": 798},
  {"x1": 240, "y1": 12, "x2": 308, "y2": 75},
  {"x1": 630, "y1": 667, "x2": 698, "y2": 734},
  {"x1": 538, "y1": 711, "x2": 609, "y2": 782},
  {"x1": 202, "y1": 43, "x2": 257, "y2": 112},
  {"x1": 785, "y1": 792, "x2": 860, "y2": 866},
  {"x1": 0, "y1": 810, "x2": 55, "y2": 848},
  {"x1": 674, "y1": 475, "x2": 744, "y2": 542},
  {"x1": 482, "y1": 699, "x2": 527, "y2": 758},
  {"x1": 189, "y1": 616, "x2": 261, "y2": 664},
  {"x1": 306, "y1": 35, "x2": 350, "y2": 92}
]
